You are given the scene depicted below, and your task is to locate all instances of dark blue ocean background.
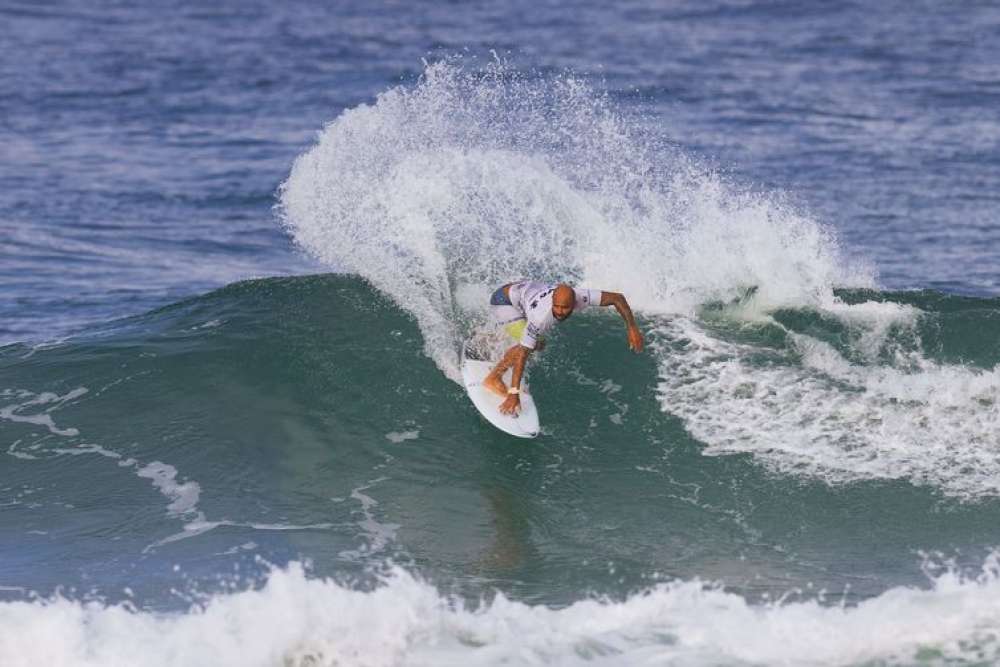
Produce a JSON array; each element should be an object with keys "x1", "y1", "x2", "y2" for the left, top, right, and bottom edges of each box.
[{"x1": 3, "y1": 2, "x2": 1000, "y2": 665}]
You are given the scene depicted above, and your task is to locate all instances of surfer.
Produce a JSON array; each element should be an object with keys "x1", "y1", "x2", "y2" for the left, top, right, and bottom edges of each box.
[{"x1": 484, "y1": 281, "x2": 644, "y2": 415}]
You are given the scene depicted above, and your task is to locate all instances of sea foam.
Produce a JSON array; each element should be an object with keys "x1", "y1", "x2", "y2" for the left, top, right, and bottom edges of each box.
[
  {"x1": 3, "y1": 556, "x2": 1000, "y2": 667},
  {"x1": 654, "y1": 306, "x2": 1000, "y2": 499}
]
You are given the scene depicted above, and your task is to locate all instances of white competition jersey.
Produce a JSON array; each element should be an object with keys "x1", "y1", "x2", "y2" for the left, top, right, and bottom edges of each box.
[{"x1": 508, "y1": 281, "x2": 602, "y2": 349}]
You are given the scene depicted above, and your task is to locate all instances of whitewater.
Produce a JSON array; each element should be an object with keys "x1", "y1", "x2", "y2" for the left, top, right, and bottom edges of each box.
[{"x1": 5, "y1": 556, "x2": 1000, "y2": 667}]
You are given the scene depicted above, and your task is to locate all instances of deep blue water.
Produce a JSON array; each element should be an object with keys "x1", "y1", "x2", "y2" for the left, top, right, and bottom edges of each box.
[{"x1": 3, "y1": 2, "x2": 1000, "y2": 665}]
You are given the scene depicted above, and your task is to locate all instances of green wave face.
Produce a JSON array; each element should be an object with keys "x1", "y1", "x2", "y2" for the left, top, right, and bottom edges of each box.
[{"x1": 4, "y1": 274, "x2": 1000, "y2": 609}]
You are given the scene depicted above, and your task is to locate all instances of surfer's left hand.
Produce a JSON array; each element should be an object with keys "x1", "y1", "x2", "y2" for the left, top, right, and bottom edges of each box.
[
  {"x1": 499, "y1": 394, "x2": 521, "y2": 415},
  {"x1": 627, "y1": 326, "x2": 644, "y2": 353}
]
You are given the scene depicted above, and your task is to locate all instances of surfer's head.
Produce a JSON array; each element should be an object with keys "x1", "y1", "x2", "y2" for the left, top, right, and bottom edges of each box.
[{"x1": 552, "y1": 284, "x2": 575, "y2": 320}]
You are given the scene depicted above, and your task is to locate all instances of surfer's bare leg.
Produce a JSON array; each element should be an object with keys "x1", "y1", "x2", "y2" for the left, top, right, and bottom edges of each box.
[{"x1": 484, "y1": 345, "x2": 521, "y2": 397}]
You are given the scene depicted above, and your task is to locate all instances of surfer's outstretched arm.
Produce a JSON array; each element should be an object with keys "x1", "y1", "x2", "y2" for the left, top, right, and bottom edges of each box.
[{"x1": 599, "y1": 292, "x2": 644, "y2": 352}]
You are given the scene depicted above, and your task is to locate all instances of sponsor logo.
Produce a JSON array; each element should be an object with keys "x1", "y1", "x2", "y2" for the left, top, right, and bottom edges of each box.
[{"x1": 530, "y1": 288, "x2": 555, "y2": 310}]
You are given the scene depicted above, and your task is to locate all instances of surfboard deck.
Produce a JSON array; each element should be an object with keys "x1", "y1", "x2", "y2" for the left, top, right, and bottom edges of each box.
[{"x1": 461, "y1": 344, "x2": 540, "y2": 438}]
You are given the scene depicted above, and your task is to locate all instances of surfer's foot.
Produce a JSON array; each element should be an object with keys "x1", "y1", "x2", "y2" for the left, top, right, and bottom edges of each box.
[{"x1": 483, "y1": 374, "x2": 508, "y2": 398}]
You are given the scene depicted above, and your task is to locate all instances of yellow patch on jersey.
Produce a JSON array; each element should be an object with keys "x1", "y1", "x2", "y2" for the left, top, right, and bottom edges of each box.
[{"x1": 504, "y1": 320, "x2": 527, "y2": 341}]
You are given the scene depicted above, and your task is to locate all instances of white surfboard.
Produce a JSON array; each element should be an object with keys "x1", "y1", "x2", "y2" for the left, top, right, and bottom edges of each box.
[{"x1": 461, "y1": 344, "x2": 540, "y2": 438}]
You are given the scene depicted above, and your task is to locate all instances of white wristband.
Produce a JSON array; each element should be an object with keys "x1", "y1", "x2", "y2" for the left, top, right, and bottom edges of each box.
[{"x1": 507, "y1": 387, "x2": 520, "y2": 395}]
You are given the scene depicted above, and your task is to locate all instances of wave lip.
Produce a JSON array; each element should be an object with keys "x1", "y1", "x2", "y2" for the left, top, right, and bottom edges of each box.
[{"x1": 4, "y1": 556, "x2": 1000, "y2": 667}]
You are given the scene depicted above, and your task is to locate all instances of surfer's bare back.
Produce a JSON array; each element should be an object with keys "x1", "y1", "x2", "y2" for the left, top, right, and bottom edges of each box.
[{"x1": 484, "y1": 281, "x2": 644, "y2": 415}]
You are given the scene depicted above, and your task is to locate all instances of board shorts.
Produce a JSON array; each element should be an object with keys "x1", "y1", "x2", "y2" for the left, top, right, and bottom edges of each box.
[{"x1": 489, "y1": 284, "x2": 529, "y2": 342}]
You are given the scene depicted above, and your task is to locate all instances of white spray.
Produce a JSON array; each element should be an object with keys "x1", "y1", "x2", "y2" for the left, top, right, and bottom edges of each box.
[{"x1": 279, "y1": 58, "x2": 863, "y2": 381}]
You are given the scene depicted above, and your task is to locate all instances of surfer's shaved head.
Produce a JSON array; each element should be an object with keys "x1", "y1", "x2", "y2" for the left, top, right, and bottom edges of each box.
[{"x1": 552, "y1": 284, "x2": 575, "y2": 321}]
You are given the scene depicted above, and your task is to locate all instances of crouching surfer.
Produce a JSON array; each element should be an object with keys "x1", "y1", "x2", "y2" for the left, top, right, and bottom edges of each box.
[{"x1": 484, "y1": 281, "x2": 644, "y2": 415}]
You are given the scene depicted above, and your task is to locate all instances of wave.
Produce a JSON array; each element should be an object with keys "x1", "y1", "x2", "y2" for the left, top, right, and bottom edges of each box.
[
  {"x1": 5, "y1": 275, "x2": 1000, "y2": 520},
  {"x1": 3, "y1": 554, "x2": 1000, "y2": 667}
]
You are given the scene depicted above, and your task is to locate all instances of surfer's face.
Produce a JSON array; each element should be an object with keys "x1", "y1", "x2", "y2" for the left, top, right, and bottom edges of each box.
[
  {"x1": 552, "y1": 286, "x2": 575, "y2": 321},
  {"x1": 553, "y1": 303, "x2": 573, "y2": 320}
]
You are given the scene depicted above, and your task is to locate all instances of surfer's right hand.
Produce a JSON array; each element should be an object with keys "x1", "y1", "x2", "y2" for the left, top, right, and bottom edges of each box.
[{"x1": 499, "y1": 394, "x2": 521, "y2": 415}]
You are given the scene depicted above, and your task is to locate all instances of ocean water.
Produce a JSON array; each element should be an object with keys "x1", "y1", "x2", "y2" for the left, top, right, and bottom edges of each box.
[{"x1": 4, "y1": 1, "x2": 1000, "y2": 665}]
